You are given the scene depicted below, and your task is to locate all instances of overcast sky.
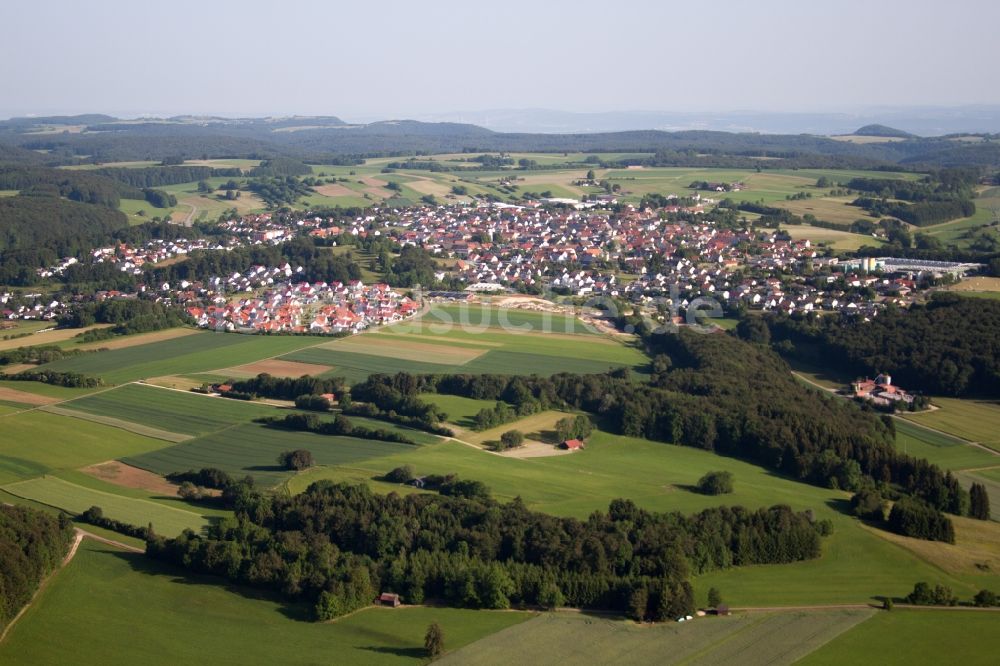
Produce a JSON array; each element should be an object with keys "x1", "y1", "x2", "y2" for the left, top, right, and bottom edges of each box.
[{"x1": 3, "y1": 0, "x2": 998, "y2": 121}]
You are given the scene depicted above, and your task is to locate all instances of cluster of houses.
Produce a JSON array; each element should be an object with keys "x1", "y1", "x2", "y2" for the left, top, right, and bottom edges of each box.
[
  {"x1": 851, "y1": 374, "x2": 916, "y2": 407},
  {"x1": 185, "y1": 279, "x2": 418, "y2": 334}
]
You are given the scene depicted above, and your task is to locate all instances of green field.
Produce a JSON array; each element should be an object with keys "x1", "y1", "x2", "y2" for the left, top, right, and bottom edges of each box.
[
  {"x1": 799, "y1": 610, "x2": 1000, "y2": 665},
  {"x1": 440, "y1": 610, "x2": 874, "y2": 665},
  {"x1": 0, "y1": 540, "x2": 531, "y2": 665},
  {"x1": 284, "y1": 430, "x2": 1000, "y2": 605},
  {"x1": 281, "y1": 305, "x2": 646, "y2": 383},
  {"x1": 902, "y1": 397, "x2": 1000, "y2": 451},
  {"x1": 124, "y1": 422, "x2": 419, "y2": 487},
  {"x1": 61, "y1": 383, "x2": 279, "y2": 437},
  {"x1": 892, "y1": 419, "x2": 1000, "y2": 471},
  {"x1": 0, "y1": 411, "x2": 168, "y2": 485},
  {"x1": 37, "y1": 332, "x2": 328, "y2": 384},
  {"x1": 1, "y1": 475, "x2": 208, "y2": 536},
  {"x1": 418, "y1": 393, "x2": 499, "y2": 428}
]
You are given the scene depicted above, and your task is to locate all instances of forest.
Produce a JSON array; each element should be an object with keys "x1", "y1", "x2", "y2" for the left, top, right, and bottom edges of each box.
[
  {"x1": 760, "y1": 293, "x2": 1000, "y2": 398},
  {"x1": 0, "y1": 505, "x2": 74, "y2": 632},
  {"x1": 146, "y1": 481, "x2": 825, "y2": 622}
]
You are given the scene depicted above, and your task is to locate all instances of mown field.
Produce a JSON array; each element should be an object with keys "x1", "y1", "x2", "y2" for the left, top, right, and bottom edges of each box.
[
  {"x1": 124, "y1": 422, "x2": 421, "y2": 487},
  {"x1": 61, "y1": 383, "x2": 278, "y2": 437},
  {"x1": 283, "y1": 430, "x2": 1000, "y2": 605},
  {"x1": 1, "y1": 475, "x2": 208, "y2": 536},
  {"x1": 892, "y1": 419, "x2": 999, "y2": 471},
  {"x1": 440, "y1": 610, "x2": 874, "y2": 666},
  {"x1": 798, "y1": 609, "x2": 1000, "y2": 666},
  {"x1": 0, "y1": 540, "x2": 531, "y2": 665}
]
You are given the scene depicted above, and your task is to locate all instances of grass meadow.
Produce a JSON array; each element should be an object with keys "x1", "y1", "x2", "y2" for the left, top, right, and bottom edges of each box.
[
  {"x1": 902, "y1": 397, "x2": 1000, "y2": 451},
  {"x1": 0, "y1": 540, "x2": 531, "y2": 665},
  {"x1": 798, "y1": 609, "x2": 1000, "y2": 666},
  {"x1": 440, "y1": 610, "x2": 875, "y2": 666}
]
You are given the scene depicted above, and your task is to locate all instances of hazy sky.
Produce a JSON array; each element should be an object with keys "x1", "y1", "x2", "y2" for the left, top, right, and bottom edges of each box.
[{"x1": 3, "y1": 0, "x2": 999, "y2": 120}]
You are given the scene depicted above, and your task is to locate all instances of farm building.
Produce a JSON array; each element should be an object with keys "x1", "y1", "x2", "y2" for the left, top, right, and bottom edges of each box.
[
  {"x1": 377, "y1": 593, "x2": 401, "y2": 607},
  {"x1": 852, "y1": 373, "x2": 915, "y2": 407},
  {"x1": 560, "y1": 439, "x2": 585, "y2": 451}
]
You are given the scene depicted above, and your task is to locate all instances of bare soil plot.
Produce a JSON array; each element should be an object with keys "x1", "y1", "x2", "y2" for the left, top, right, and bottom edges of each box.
[
  {"x1": 80, "y1": 460, "x2": 183, "y2": 496},
  {"x1": 950, "y1": 276, "x2": 1000, "y2": 293},
  {"x1": 1, "y1": 363, "x2": 37, "y2": 374},
  {"x1": 319, "y1": 337, "x2": 488, "y2": 365},
  {"x1": 0, "y1": 324, "x2": 112, "y2": 352},
  {"x1": 314, "y1": 183, "x2": 357, "y2": 197},
  {"x1": 501, "y1": 440, "x2": 573, "y2": 458},
  {"x1": 219, "y1": 358, "x2": 334, "y2": 378},
  {"x1": 75, "y1": 327, "x2": 199, "y2": 351},
  {"x1": 0, "y1": 386, "x2": 59, "y2": 406}
]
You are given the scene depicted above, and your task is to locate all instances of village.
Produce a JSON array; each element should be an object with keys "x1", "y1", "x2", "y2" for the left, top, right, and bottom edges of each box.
[{"x1": 5, "y1": 199, "x2": 984, "y2": 331}]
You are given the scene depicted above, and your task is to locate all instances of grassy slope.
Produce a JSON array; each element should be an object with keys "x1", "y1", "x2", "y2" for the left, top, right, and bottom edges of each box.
[
  {"x1": 798, "y1": 610, "x2": 1000, "y2": 666},
  {"x1": 284, "y1": 430, "x2": 1000, "y2": 605},
  {"x1": 0, "y1": 540, "x2": 531, "y2": 666}
]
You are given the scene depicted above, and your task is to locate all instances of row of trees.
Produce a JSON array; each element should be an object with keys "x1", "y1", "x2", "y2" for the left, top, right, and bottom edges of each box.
[
  {"x1": 0, "y1": 369, "x2": 103, "y2": 388},
  {"x1": 228, "y1": 373, "x2": 344, "y2": 402},
  {"x1": 258, "y1": 412, "x2": 418, "y2": 445},
  {"x1": 146, "y1": 482, "x2": 826, "y2": 622}
]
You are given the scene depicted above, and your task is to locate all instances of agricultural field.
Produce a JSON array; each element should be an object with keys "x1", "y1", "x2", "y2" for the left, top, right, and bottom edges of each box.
[
  {"x1": 892, "y1": 419, "x2": 999, "y2": 471},
  {"x1": 124, "y1": 422, "x2": 421, "y2": 487},
  {"x1": 0, "y1": 323, "x2": 111, "y2": 351},
  {"x1": 440, "y1": 610, "x2": 874, "y2": 666},
  {"x1": 0, "y1": 411, "x2": 168, "y2": 485},
  {"x1": 36, "y1": 331, "x2": 328, "y2": 384},
  {"x1": 0, "y1": 540, "x2": 531, "y2": 665},
  {"x1": 57, "y1": 383, "x2": 278, "y2": 438},
  {"x1": 1, "y1": 475, "x2": 208, "y2": 536},
  {"x1": 451, "y1": 410, "x2": 574, "y2": 447},
  {"x1": 418, "y1": 393, "x2": 500, "y2": 429},
  {"x1": 285, "y1": 430, "x2": 1000, "y2": 605},
  {"x1": 799, "y1": 610, "x2": 1000, "y2": 666},
  {"x1": 281, "y1": 304, "x2": 646, "y2": 384},
  {"x1": 901, "y1": 397, "x2": 1000, "y2": 451}
]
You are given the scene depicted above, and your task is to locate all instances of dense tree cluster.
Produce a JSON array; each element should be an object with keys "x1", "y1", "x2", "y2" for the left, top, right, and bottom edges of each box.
[
  {"x1": 60, "y1": 299, "x2": 191, "y2": 335},
  {"x1": 0, "y1": 369, "x2": 103, "y2": 388},
  {"x1": 906, "y1": 581, "x2": 958, "y2": 606},
  {"x1": 278, "y1": 449, "x2": 315, "y2": 471},
  {"x1": 761, "y1": 294, "x2": 1000, "y2": 397},
  {"x1": 385, "y1": 245, "x2": 439, "y2": 287},
  {"x1": 78, "y1": 506, "x2": 152, "y2": 540},
  {"x1": 228, "y1": 373, "x2": 344, "y2": 402},
  {"x1": 969, "y1": 483, "x2": 991, "y2": 521},
  {"x1": 0, "y1": 344, "x2": 92, "y2": 367},
  {"x1": 258, "y1": 412, "x2": 418, "y2": 445},
  {"x1": 0, "y1": 505, "x2": 74, "y2": 631},
  {"x1": 146, "y1": 482, "x2": 825, "y2": 621},
  {"x1": 887, "y1": 497, "x2": 955, "y2": 543},
  {"x1": 697, "y1": 471, "x2": 734, "y2": 495}
]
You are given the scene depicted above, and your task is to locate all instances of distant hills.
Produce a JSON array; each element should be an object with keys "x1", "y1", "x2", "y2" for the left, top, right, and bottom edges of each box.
[
  {"x1": 854, "y1": 124, "x2": 917, "y2": 139},
  {"x1": 0, "y1": 113, "x2": 998, "y2": 168}
]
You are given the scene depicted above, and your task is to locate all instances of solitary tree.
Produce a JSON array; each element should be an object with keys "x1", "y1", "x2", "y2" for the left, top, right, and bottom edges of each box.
[
  {"x1": 697, "y1": 471, "x2": 734, "y2": 495},
  {"x1": 970, "y1": 483, "x2": 991, "y2": 520},
  {"x1": 707, "y1": 587, "x2": 722, "y2": 608},
  {"x1": 424, "y1": 622, "x2": 445, "y2": 658},
  {"x1": 499, "y1": 430, "x2": 525, "y2": 450},
  {"x1": 278, "y1": 449, "x2": 314, "y2": 471}
]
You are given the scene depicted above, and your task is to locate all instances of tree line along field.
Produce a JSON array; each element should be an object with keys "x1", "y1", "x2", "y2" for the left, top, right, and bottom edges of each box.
[{"x1": 0, "y1": 540, "x2": 532, "y2": 666}]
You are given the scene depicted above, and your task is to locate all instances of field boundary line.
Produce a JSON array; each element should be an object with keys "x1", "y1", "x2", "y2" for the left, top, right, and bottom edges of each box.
[{"x1": 37, "y1": 404, "x2": 191, "y2": 443}]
